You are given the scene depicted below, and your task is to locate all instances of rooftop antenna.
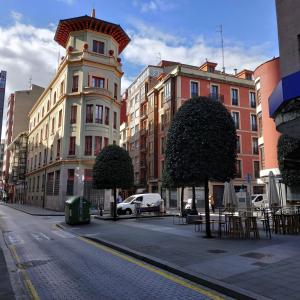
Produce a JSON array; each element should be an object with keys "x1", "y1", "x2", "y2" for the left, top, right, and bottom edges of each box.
[
  {"x1": 217, "y1": 25, "x2": 225, "y2": 73},
  {"x1": 91, "y1": 1, "x2": 96, "y2": 17}
]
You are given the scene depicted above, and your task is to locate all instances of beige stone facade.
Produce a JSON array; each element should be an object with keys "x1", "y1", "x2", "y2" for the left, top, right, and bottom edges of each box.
[{"x1": 26, "y1": 14, "x2": 129, "y2": 210}]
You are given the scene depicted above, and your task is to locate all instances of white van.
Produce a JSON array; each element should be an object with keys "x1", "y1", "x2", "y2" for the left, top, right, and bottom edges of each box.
[
  {"x1": 251, "y1": 194, "x2": 268, "y2": 209},
  {"x1": 117, "y1": 193, "x2": 162, "y2": 215}
]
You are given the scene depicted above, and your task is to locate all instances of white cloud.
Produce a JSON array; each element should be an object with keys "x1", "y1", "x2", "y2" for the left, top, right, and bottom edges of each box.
[
  {"x1": 132, "y1": 0, "x2": 177, "y2": 13},
  {"x1": 123, "y1": 21, "x2": 270, "y2": 74},
  {"x1": 0, "y1": 19, "x2": 63, "y2": 137},
  {"x1": 56, "y1": 0, "x2": 74, "y2": 5}
]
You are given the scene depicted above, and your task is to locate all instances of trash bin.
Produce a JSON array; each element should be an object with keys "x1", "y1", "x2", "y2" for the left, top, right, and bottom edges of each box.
[{"x1": 65, "y1": 196, "x2": 90, "y2": 225}]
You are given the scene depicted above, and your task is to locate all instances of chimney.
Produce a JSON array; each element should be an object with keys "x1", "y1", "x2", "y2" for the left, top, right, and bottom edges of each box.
[
  {"x1": 234, "y1": 68, "x2": 237, "y2": 75},
  {"x1": 91, "y1": 8, "x2": 96, "y2": 18}
]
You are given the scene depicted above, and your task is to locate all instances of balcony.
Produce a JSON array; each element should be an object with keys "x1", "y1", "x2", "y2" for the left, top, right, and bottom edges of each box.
[
  {"x1": 208, "y1": 93, "x2": 224, "y2": 103},
  {"x1": 140, "y1": 111, "x2": 148, "y2": 120},
  {"x1": 83, "y1": 86, "x2": 112, "y2": 99}
]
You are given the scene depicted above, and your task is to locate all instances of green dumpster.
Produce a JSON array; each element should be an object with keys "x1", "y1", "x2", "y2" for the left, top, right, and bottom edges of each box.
[{"x1": 65, "y1": 196, "x2": 90, "y2": 225}]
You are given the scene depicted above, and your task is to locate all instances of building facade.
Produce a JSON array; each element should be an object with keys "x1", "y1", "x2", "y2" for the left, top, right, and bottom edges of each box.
[
  {"x1": 269, "y1": 0, "x2": 300, "y2": 138},
  {"x1": 2, "y1": 85, "x2": 44, "y2": 191},
  {"x1": 123, "y1": 60, "x2": 263, "y2": 209},
  {"x1": 26, "y1": 12, "x2": 130, "y2": 211},
  {"x1": 0, "y1": 70, "x2": 7, "y2": 141}
]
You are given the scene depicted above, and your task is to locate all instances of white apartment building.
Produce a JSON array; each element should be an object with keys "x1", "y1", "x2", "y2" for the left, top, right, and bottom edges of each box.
[{"x1": 26, "y1": 12, "x2": 130, "y2": 210}]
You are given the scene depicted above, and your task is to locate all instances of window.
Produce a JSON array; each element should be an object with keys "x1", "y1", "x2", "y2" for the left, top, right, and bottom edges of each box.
[
  {"x1": 232, "y1": 112, "x2": 240, "y2": 129},
  {"x1": 251, "y1": 114, "x2": 257, "y2": 131},
  {"x1": 37, "y1": 176, "x2": 40, "y2": 192},
  {"x1": 72, "y1": 75, "x2": 79, "y2": 92},
  {"x1": 60, "y1": 81, "x2": 64, "y2": 96},
  {"x1": 56, "y1": 139, "x2": 61, "y2": 158},
  {"x1": 113, "y1": 140, "x2": 116, "y2": 145},
  {"x1": 252, "y1": 137, "x2": 259, "y2": 155},
  {"x1": 190, "y1": 81, "x2": 199, "y2": 98},
  {"x1": 42, "y1": 107, "x2": 44, "y2": 118},
  {"x1": 236, "y1": 136, "x2": 241, "y2": 153},
  {"x1": 86, "y1": 104, "x2": 93, "y2": 123},
  {"x1": 53, "y1": 92, "x2": 56, "y2": 105},
  {"x1": 93, "y1": 40, "x2": 104, "y2": 54},
  {"x1": 45, "y1": 124, "x2": 48, "y2": 139},
  {"x1": 40, "y1": 129, "x2": 43, "y2": 143},
  {"x1": 104, "y1": 137, "x2": 109, "y2": 147},
  {"x1": 58, "y1": 110, "x2": 62, "y2": 127},
  {"x1": 33, "y1": 177, "x2": 35, "y2": 192},
  {"x1": 260, "y1": 146, "x2": 265, "y2": 169},
  {"x1": 53, "y1": 170, "x2": 60, "y2": 195},
  {"x1": 94, "y1": 136, "x2": 102, "y2": 156},
  {"x1": 50, "y1": 144, "x2": 53, "y2": 161},
  {"x1": 42, "y1": 174, "x2": 45, "y2": 192},
  {"x1": 70, "y1": 105, "x2": 77, "y2": 124},
  {"x1": 211, "y1": 85, "x2": 219, "y2": 99},
  {"x1": 85, "y1": 136, "x2": 92, "y2": 155},
  {"x1": 104, "y1": 107, "x2": 110, "y2": 125},
  {"x1": 257, "y1": 89, "x2": 261, "y2": 105},
  {"x1": 236, "y1": 160, "x2": 242, "y2": 178},
  {"x1": 47, "y1": 100, "x2": 50, "y2": 112},
  {"x1": 95, "y1": 105, "x2": 103, "y2": 123},
  {"x1": 51, "y1": 118, "x2": 55, "y2": 134},
  {"x1": 161, "y1": 114, "x2": 165, "y2": 131},
  {"x1": 34, "y1": 155, "x2": 37, "y2": 169},
  {"x1": 113, "y1": 112, "x2": 117, "y2": 129},
  {"x1": 43, "y1": 149, "x2": 47, "y2": 165},
  {"x1": 254, "y1": 161, "x2": 260, "y2": 179},
  {"x1": 250, "y1": 92, "x2": 256, "y2": 108},
  {"x1": 231, "y1": 88, "x2": 238, "y2": 106},
  {"x1": 47, "y1": 172, "x2": 54, "y2": 195},
  {"x1": 67, "y1": 169, "x2": 74, "y2": 196},
  {"x1": 114, "y1": 83, "x2": 118, "y2": 99},
  {"x1": 69, "y1": 137, "x2": 76, "y2": 155},
  {"x1": 92, "y1": 76, "x2": 105, "y2": 88},
  {"x1": 164, "y1": 81, "x2": 171, "y2": 99},
  {"x1": 37, "y1": 113, "x2": 39, "y2": 123},
  {"x1": 38, "y1": 152, "x2": 41, "y2": 167}
]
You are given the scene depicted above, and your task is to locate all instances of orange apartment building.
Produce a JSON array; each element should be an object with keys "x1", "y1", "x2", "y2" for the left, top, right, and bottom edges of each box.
[{"x1": 123, "y1": 60, "x2": 264, "y2": 209}]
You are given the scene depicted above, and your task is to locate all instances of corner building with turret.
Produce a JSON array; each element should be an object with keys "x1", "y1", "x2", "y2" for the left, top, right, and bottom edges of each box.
[{"x1": 26, "y1": 12, "x2": 130, "y2": 210}]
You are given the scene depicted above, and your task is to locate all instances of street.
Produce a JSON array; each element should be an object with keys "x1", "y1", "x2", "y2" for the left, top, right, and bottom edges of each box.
[{"x1": 0, "y1": 205, "x2": 227, "y2": 300}]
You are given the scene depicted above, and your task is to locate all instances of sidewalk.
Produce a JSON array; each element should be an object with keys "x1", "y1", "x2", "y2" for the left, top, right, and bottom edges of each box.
[
  {"x1": 58, "y1": 216, "x2": 300, "y2": 300},
  {"x1": 1, "y1": 202, "x2": 64, "y2": 216},
  {"x1": 0, "y1": 246, "x2": 15, "y2": 299}
]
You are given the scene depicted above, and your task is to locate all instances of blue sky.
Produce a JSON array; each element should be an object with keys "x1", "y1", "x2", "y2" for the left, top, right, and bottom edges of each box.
[{"x1": 0, "y1": 0, "x2": 278, "y2": 135}]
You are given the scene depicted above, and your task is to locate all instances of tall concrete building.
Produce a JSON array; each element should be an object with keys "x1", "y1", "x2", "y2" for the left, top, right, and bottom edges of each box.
[
  {"x1": 26, "y1": 11, "x2": 130, "y2": 210},
  {"x1": 123, "y1": 60, "x2": 263, "y2": 209},
  {"x1": 0, "y1": 70, "x2": 7, "y2": 141},
  {"x1": 2, "y1": 85, "x2": 44, "y2": 191}
]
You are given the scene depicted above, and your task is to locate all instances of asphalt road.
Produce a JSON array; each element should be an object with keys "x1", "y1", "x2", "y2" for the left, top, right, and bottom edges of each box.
[{"x1": 0, "y1": 204, "x2": 228, "y2": 300}]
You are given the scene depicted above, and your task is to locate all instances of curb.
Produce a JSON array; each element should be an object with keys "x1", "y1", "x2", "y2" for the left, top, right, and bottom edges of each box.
[
  {"x1": 94, "y1": 214, "x2": 176, "y2": 221},
  {"x1": 1, "y1": 204, "x2": 64, "y2": 217},
  {"x1": 56, "y1": 222, "x2": 271, "y2": 300}
]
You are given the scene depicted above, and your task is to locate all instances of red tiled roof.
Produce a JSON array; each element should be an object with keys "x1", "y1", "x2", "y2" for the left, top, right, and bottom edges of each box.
[{"x1": 54, "y1": 15, "x2": 130, "y2": 54}]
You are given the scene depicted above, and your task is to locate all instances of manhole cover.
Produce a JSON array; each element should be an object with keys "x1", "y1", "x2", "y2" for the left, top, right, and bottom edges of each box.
[
  {"x1": 207, "y1": 249, "x2": 227, "y2": 254},
  {"x1": 252, "y1": 262, "x2": 270, "y2": 267},
  {"x1": 240, "y1": 252, "x2": 266, "y2": 259}
]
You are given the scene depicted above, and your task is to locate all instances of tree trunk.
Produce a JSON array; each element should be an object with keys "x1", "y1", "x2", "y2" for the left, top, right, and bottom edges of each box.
[
  {"x1": 190, "y1": 186, "x2": 198, "y2": 215},
  {"x1": 113, "y1": 187, "x2": 117, "y2": 221},
  {"x1": 181, "y1": 186, "x2": 185, "y2": 215},
  {"x1": 204, "y1": 178, "x2": 212, "y2": 237}
]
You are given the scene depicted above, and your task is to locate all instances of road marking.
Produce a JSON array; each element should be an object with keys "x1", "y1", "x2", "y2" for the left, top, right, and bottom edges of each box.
[
  {"x1": 6, "y1": 233, "x2": 24, "y2": 245},
  {"x1": 51, "y1": 230, "x2": 75, "y2": 238},
  {"x1": 30, "y1": 233, "x2": 50, "y2": 241},
  {"x1": 78, "y1": 236, "x2": 225, "y2": 300},
  {"x1": 10, "y1": 245, "x2": 40, "y2": 300}
]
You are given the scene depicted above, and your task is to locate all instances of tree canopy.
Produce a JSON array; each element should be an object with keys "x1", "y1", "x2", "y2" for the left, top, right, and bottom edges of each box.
[
  {"x1": 277, "y1": 134, "x2": 300, "y2": 186},
  {"x1": 165, "y1": 96, "x2": 237, "y2": 187},
  {"x1": 93, "y1": 145, "x2": 134, "y2": 189}
]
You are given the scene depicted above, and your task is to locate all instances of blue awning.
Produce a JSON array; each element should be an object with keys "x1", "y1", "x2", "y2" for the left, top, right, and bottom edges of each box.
[{"x1": 269, "y1": 70, "x2": 300, "y2": 117}]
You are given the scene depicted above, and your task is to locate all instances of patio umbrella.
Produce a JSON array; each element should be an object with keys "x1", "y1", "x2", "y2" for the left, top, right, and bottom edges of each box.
[
  {"x1": 268, "y1": 171, "x2": 280, "y2": 207},
  {"x1": 223, "y1": 180, "x2": 238, "y2": 211}
]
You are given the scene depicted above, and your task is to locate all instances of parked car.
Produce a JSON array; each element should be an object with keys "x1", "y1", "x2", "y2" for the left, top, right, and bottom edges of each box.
[
  {"x1": 251, "y1": 194, "x2": 268, "y2": 208},
  {"x1": 117, "y1": 193, "x2": 162, "y2": 215}
]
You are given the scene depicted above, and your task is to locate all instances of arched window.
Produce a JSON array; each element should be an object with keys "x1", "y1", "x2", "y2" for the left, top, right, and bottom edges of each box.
[{"x1": 53, "y1": 92, "x2": 56, "y2": 104}]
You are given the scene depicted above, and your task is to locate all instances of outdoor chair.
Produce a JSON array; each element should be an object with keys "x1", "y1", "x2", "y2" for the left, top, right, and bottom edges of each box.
[
  {"x1": 244, "y1": 216, "x2": 260, "y2": 239},
  {"x1": 227, "y1": 215, "x2": 244, "y2": 239}
]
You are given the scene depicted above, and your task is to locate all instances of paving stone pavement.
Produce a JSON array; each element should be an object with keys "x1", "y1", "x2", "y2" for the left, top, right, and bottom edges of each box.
[{"x1": 61, "y1": 216, "x2": 300, "y2": 300}]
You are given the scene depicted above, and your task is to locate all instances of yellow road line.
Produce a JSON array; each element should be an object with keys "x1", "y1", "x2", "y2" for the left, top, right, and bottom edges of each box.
[
  {"x1": 9, "y1": 245, "x2": 40, "y2": 300},
  {"x1": 78, "y1": 236, "x2": 224, "y2": 300}
]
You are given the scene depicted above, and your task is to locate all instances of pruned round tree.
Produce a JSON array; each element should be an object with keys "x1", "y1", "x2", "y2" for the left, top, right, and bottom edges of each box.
[
  {"x1": 278, "y1": 134, "x2": 300, "y2": 186},
  {"x1": 165, "y1": 96, "x2": 237, "y2": 237},
  {"x1": 93, "y1": 145, "x2": 134, "y2": 220}
]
